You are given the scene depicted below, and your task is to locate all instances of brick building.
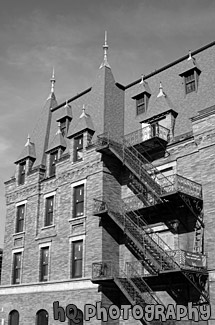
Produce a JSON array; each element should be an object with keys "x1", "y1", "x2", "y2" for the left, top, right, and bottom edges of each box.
[{"x1": 0, "y1": 35, "x2": 215, "y2": 324}]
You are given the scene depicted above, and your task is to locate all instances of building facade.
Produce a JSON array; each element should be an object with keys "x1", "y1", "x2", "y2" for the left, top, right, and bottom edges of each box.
[{"x1": 0, "y1": 37, "x2": 215, "y2": 324}]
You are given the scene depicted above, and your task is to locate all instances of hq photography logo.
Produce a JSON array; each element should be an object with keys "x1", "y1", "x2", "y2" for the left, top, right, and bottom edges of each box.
[{"x1": 53, "y1": 301, "x2": 211, "y2": 323}]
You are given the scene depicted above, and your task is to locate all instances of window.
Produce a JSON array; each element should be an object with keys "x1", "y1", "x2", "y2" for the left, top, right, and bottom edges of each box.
[
  {"x1": 71, "y1": 240, "x2": 83, "y2": 278},
  {"x1": 45, "y1": 196, "x2": 54, "y2": 227},
  {"x1": 74, "y1": 185, "x2": 84, "y2": 217},
  {"x1": 40, "y1": 247, "x2": 49, "y2": 282},
  {"x1": 74, "y1": 135, "x2": 83, "y2": 162},
  {"x1": 60, "y1": 120, "x2": 67, "y2": 137},
  {"x1": 136, "y1": 94, "x2": 149, "y2": 115},
  {"x1": 12, "y1": 252, "x2": 22, "y2": 284},
  {"x1": 16, "y1": 205, "x2": 25, "y2": 233},
  {"x1": 18, "y1": 162, "x2": 26, "y2": 185},
  {"x1": 8, "y1": 310, "x2": 19, "y2": 325},
  {"x1": 184, "y1": 70, "x2": 196, "y2": 94},
  {"x1": 50, "y1": 151, "x2": 58, "y2": 177},
  {"x1": 36, "y1": 309, "x2": 48, "y2": 325}
]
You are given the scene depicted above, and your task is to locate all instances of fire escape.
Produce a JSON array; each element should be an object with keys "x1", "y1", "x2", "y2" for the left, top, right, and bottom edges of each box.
[{"x1": 91, "y1": 124, "x2": 209, "y2": 321}]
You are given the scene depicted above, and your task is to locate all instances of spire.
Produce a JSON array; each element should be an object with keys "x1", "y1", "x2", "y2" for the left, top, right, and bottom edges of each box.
[
  {"x1": 50, "y1": 67, "x2": 55, "y2": 93},
  {"x1": 140, "y1": 74, "x2": 144, "y2": 84},
  {"x1": 100, "y1": 31, "x2": 111, "y2": 69},
  {"x1": 157, "y1": 81, "x2": 166, "y2": 98}
]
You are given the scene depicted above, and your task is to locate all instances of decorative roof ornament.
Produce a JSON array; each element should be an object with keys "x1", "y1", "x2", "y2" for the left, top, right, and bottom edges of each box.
[
  {"x1": 25, "y1": 134, "x2": 31, "y2": 146},
  {"x1": 157, "y1": 82, "x2": 166, "y2": 98},
  {"x1": 187, "y1": 50, "x2": 192, "y2": 61},
  {"x1": 56, "y1": 122, "x2": 62, "y2": 135},
  {"x1": 80, "y1": 104, "x2": 87, "y2": 118},
  {"x1": 99, "y1": 31, "x2": 111, "y2": 69},
  {"x1": 50, "y1": 67, "x2": 56, "y2": 93},
  {"x1": 140, "y1": 74, "x2": 144, "y2": 84}
]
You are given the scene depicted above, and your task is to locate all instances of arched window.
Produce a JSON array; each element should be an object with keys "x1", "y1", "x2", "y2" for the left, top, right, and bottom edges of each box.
[
  {"x1": 8, "y1": 310, "x2": 19, "y2": 325},
  {"x1": 36, "y1": 309, "x2": 48, "y2": 325}
]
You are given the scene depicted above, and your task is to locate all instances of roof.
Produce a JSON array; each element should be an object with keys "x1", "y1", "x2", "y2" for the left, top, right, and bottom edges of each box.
[
  {"x1": 15, "y1": 136, "x2": 36, "y2": 163},
  {"x1": 56, "y1": 101, "x2": 72, "y2": 121},
  {"x1": 46, "y1": 126, "x2": 67, "y2": 153},
  {"x1": 67, "y1": 108, "x2": 95, "y2": 137}
]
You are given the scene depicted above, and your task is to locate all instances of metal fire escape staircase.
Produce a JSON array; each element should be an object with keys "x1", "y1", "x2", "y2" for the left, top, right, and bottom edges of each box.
[
  {"x1": 92, "y1": 260, "x2": 174, "y2": 325},
  {"x1": 92, "y1": 132, "x2": 209, "y2": 305}
]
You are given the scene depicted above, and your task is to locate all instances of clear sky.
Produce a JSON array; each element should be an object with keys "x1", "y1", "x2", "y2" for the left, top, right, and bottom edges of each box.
[{"x1": 1, "y1": 0, "x2": 215, "y2": 247}]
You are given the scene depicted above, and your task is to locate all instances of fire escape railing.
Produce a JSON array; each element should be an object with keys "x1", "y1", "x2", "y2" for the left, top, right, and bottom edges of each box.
[
  {"x1": 93, "y1": 197, "x2": 206, "y2": 273},
  {"x1": 123, "y1": 124, "x2": 170, "y2": 146}
]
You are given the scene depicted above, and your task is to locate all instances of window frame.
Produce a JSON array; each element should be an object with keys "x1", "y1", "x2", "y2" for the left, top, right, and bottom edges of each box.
[
  {"x1": 45, "y1": 196, "x2": 54, "y2": 227},
  {"x1": 39, "y1": 246, "x2": 49, "y2": 282},
  {"x1": 49, "y1": 150, "x2": 58, "y2": 177},
  {"x1": 8, "y1": 310, "x2": 19, "y2": 325},
  {"x1": 12, "y1": 250, "x2": 23, "y2": 285},
  {"x1": 43, "y1": 191, "x2": 56, "y2": 228},
  {"x1": 183, "y1": 69, "x2": 200, "y2": 95},
  {"x1": 18, "y1": 161, "x2": 26, "y2": 185},
  {"x1": 73, "y1": 184, "x2": 84, "y2": 218},
  {"x1": 71, "y1": 239, "x2": 83, "y2": 279},
  {"x1": 16, "y1": 204, "x2": 25, "y2": 233},
  {"x1": 74, "y1": 134, "x2": 83, "y2": 162},
  {"x1": 135, "y1": 93, "x2": 149, "y2": 116}
]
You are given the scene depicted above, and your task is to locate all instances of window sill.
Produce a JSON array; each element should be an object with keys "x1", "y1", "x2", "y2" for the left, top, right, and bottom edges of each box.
[
  {"x1": 13, "y1": 231, "x2": 25, "y2": 237},
  {"x1": 41, "y1": 224, "x2": 56, "y2": 230},
  {"x1": 69, "y1": 216, "x2": 86, "y2": 223}
]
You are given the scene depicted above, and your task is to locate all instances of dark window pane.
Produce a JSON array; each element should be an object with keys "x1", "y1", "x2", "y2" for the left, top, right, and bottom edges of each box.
[
  {"x1": 185, "y1": 71, "x2": 196, "y2": 94},
  {"x1": 8, "y1": 310, "x2": 19, "y2": 325},
  {"x1": 16, "y1": 205, "x2": 25, "y2": 233},
  {"x1": 45, "y1": 196, "x2": 54, "y2": 226},
  {"x1": 37, "y1": 309, "x2": 48, "y2": 325},
  {"x1": 74, "y1": 185, "x2": 84, "y2": 218},
  {"x1": 50, "y1": 151, "x2": 58, "y2": 176},
  {"x1": 60, "y1": 120, "x2": 67, "y2": 137},
  {"x1": 19, "y1": 162, "x2": 26, "y2": 185},
  {"x1": 13, "y1": 253, "x2": 21, "y2": 284},
  {"x1": 74, "y1": 135, "x2": 83, "y2": 162},
  {"x1": 72, "y1": 241, "x2": 83, "y2": 278},
  {"x1": 40, "y1": 247, "x2": 49, "y2": 282},
  {"x1": 136, "y1": 95, "x2": 146, "y2": 115}
]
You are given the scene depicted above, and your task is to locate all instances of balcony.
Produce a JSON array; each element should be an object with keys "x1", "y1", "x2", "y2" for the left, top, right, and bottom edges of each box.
[{"x1": 124, "y1": 124, "x2": 170, "y2": 155}]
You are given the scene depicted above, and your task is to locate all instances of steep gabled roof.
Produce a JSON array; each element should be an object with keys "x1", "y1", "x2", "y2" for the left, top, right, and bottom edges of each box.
[
  {"x1": 67, "y1": 107, "x2": 95, "y2": 138},
  {"x1": 15, "y1": 136, "x2": 36, "y2": 163},
  {"x1": 46, "y1": 124, "x2": 67, "y2": 153},
  {"x1": 57, "y1": 101, "x2": 72, "y2": 121}
]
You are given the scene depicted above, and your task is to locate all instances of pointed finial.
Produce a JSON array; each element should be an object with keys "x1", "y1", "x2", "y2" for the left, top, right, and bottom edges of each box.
[
  {"x1": 140, "y1": 74, "x2": 144, "y2": 84},
  {"x1": 188, "y1": 50, "x2": 192, "y2": 61},
  {"x1": 56, "y1": 122, "x2": 62, "y2": 134},
  {"x1": 25, "y1": 134, "x2": 31, "y2": 146},
  {"x1": 50, "y1": 67, "x2": 56, "y2": 93},
  {"x1": 157, "y1": 81, "x2": 165, "y2": 97},
  {"x1": 80, "y1": 104, "x2": 87, "y2": 118},
  {"x1": 100, "y1": 31, "x2": 111, "y2": 69}
]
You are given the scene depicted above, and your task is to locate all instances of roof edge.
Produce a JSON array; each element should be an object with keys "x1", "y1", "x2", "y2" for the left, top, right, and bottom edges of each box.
[{"x1": 125, "y1": 40, "x2": 215, "y2": 90}]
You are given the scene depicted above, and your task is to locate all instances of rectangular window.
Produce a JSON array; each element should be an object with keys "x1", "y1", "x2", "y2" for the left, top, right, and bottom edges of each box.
[
  {"x1": 60, "y1": 120, "x2": 67, "y2": 137},
  {"x1": 74, "y1": 135, "x2": 83, "y2": 162},
  {"x1": 40, "y1": 247, "x2": 49, "y2": 282},
  {"x1": 50, "y1": 151, "x2": 58, "y2": 177},
  {"x1": 12, "y1": 252, "x2": 22, "y2": 284},
  {"x1": 72, "y1": 240, "x2": 83, "y2": 278},
  {"x1": 74, "y1": 185, "x2": 84, "y2": 218},
  {"x1": 185, "y1": 71, "x2": 196, "y2": 94},
  {"x1": 136, "y1": 94, "x2": 149, "y2": 116},
  {"x1": 16, "y1": 205, "x2": 25, "y2": 233},
  {"x1": 19, "y1": 162, "x2": 26, "y2": 185},
  {"x1": 45, "y1": 196, "x2": 54, "y2": 226}
]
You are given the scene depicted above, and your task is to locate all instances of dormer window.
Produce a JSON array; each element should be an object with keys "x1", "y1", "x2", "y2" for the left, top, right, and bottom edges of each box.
[
  {"x1": 50, "y1": 151, "x2": 58, "y2": 177},
  {"x1": 60, "y1": 120, "x2": 67, "y2": 137},
  {"x1": 184, "y1": 70, "x2": 196, "y2": 94},
  {"x1": 74, "y1": 134, "x2": 83, "y2": 162},
  {"x1": 136, "y1": 93, "x2": 149, "y2": 116},
  {"x1": 18, "y1": 162, "x2": 26, "y2": 185}
]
